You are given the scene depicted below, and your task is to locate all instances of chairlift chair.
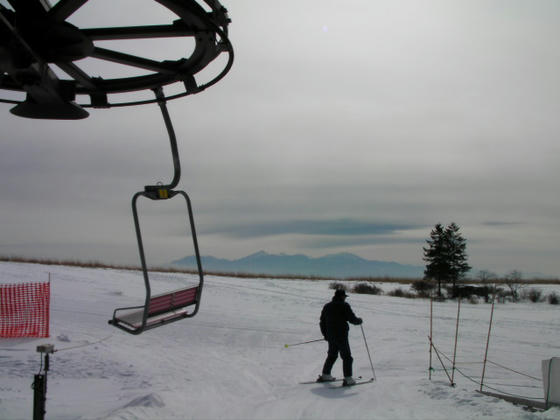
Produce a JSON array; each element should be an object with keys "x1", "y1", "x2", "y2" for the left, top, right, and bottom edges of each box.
[
  {"x1": 109, "y1": 187, "x2": 205, "y2": 334},
  {"x1": 109, "y1": 87, "x2": 205, "y2": 334}
]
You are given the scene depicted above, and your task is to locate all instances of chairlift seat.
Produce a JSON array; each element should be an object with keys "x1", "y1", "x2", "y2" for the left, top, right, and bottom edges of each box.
[{"x1": 110, "y1": 286, "x2": 199, "y2": 334}]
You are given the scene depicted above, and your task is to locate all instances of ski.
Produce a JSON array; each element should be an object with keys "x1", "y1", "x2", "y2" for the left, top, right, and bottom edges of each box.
[
  {"x1": 339, "y1": 378, "x2": 374, "y2": 388},
  {"x1": 299, "y1": 376, "x2": 362, "y2": 385},
  {"x1": 299, "y1": 378, "x2": 340, "y2": 385}
]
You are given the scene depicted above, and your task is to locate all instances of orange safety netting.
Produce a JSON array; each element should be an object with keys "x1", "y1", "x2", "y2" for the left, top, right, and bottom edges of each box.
[{"x1": 0, "y1": 282, "x2": 50, "y2": 338}]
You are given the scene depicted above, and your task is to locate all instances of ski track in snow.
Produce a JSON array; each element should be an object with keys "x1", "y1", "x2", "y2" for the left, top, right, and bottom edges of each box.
[{"x1": 1, "y1": 261, "x2": 559, "y2": 420}]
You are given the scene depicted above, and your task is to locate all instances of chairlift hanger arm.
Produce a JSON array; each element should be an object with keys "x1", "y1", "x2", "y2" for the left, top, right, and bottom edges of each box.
[{"x1": 141, "y1": 87, "x2": 181, "y2": 195}]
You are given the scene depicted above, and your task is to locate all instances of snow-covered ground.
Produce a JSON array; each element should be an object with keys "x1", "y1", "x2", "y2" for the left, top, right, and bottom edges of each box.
[{"x1": 1, "y1": 261, "x2": 559, "y2": 420}]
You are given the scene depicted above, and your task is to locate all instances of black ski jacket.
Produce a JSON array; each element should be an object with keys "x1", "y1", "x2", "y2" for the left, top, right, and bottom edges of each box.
[{"x1": 320, "y1": 297, "x2": 362, "y2": 341}]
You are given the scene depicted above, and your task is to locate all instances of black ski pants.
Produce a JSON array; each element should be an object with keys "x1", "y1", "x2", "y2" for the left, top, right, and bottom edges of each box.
[{"x1": 322, "y1": 335, "x2": 353, "y2": 377}]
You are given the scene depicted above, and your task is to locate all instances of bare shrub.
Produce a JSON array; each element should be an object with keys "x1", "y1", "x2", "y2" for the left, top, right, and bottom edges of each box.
[
  {"x1": 503, "y1": 270, "x2": 524, "y2": 302},
  {"x1": 352, "y1": 283, "x2": 383, "y2": 295},
  {"x1": 521, "y1": 288, "x2": 543, "y2": 303},
  {"x1": 468, "y1": 295, "x2": 479, "y2": 304},
  {"x1": 496, "y1": 288, "x2": 510, "y2": 303},
  {"x1": 411, "y1": 279, "x2": 435, "y2": 297},
  {"x1": 477, "y1": 270, "x2": 496, "y2": 283},
  {"x1": 329, "y1": 282, "x2": 348, "y2": 292},
  {"x1": 548, "y1": 292, "x2": 559, "y2": 305},
  {"x1": 485, "y1": 285, "x2": 503, "y2": 303},
  {"x1": 387, "y1": 288, "x2": 415, "y2": 299},
  {"x1": 452, "y1": 285, "x2": 491, "y2": 301}
]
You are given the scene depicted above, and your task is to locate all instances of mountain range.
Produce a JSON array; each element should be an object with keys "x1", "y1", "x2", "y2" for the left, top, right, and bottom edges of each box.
[{"x1": 171, "y1": 251, "x2": 424, "y2": 278}]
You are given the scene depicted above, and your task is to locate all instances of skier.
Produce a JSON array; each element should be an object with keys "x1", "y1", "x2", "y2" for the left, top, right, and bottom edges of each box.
[{"x1": 318, "y1": 288, "x2": 363, "y2": 386}]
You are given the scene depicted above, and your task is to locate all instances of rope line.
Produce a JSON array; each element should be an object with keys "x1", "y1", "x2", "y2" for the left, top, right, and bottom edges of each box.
[
  {"x1": 0, "y1": 333, "x2": 114, "y2": 353},
  {"x1": 437, "y1": 349, "x2": 482, "y2": 366},
  {"x1": 484, "y1": 383, "x2": 543, "y2": 389},
  {"x1": 429, "y1": 298, "x2": 549, "y2": 405},
  {"x1": 486, "y1": 360, "x2": 541, "y2": 381},
  {"x1": 429, "y1": 340, "x2": 453, "y2": 384},
  {"x1": 480, "y1": 383, "x2": 545, "y2": 401},
  {"x1": 434, "y1": 347, "x2": 452, "y2": 365},
  {"x1": 452, "y1": 363, "x2": 544, "y2": 401},
  {"x1": 450, "y1": 365, "x2": 481, "y2": 387},
  {"x1": 54, "y1": 334, "x2": 114, "y2": 352},
  {"x1": 430, "y1": 341, "x2": 544, "y2": 402}
]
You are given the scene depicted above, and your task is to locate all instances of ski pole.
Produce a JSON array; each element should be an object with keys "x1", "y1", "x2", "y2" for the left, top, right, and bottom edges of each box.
[
  {"x1": 360, "y1": 324, "x2": 376, "y2": 380},
  {"x1": 284, "y1": 338, "x2": 324, "y2": 348}
]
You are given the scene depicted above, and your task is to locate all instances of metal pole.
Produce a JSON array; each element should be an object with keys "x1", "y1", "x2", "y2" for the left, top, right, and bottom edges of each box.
[
  {"x1": 451, "y1": 298, "x2": 461, "y2": 386},
  {"x1": 480, "y1": 300, "x2": 495, "y2": 392},
  {"x1": 284, "y1": 338, "x2": 324, "y2": 348},
  {"x1": 429, "y1": 298, "x2": 433, "y2": 380},
  {"x1": 32, "y1": 373, "x2": 46, "y2": 420},
  {"x1": 360, "y1": 324, "x2": 376, "y2": 380},
  {"x1": 33, "y1": 345, "x2": 54, "y2": 420}
]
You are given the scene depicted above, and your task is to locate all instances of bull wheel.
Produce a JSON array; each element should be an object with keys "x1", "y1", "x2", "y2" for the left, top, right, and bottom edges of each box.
[{"x1": 0, "y1": 0, "x2": 233, "y2": 118}]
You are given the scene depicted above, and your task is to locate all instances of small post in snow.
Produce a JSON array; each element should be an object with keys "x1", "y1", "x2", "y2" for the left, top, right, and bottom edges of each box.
[
  {"x1": 429, "y1": 298, "x2": 433, "y2": 380},
  {"x1": 33, "y1": 344, "x2": 54, "y2": 420},
  {"x1": 451, "y1": 298, "x2": 461, "y2": 387},
  {"x1": 480, "y1": 300, "x2": 495, "y2": 392}
]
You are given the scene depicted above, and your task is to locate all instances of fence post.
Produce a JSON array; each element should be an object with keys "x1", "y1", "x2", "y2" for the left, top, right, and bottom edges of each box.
[
  {"x1": 451, "y1": 298, "x2": 461, "y2": 386},
  {"x1": 429, "y1": 298, "x2": 433, "y2": 380},
  {"x1": 480, "y1": 300, "x2": 495, "y2": 392}
]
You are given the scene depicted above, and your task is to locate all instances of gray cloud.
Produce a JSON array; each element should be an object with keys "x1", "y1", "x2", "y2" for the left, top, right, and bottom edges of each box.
[
  {"x1": 1, "y1": 0, "x2": 559, "y2": 276},
  {"x1": 482, "y1": 221, "x2": 524, "y2": 227},
  {"x1": 300, "y1": 235, "x2": 423, "y2": 250},
  {"x1": 201, "y1": 219, "x2": 422, "y2": 239}
]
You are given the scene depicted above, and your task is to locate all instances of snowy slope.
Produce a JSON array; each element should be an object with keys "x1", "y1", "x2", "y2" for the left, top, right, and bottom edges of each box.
[{"x1": 1, "y1": 261, "x2": 559, "y2": 420}]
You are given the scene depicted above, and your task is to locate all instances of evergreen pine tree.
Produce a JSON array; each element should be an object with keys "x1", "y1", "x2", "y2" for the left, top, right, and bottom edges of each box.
[
  {"x1": 423, "y1": 223, "x2": 448, "y2": 297},
  {"x1": 445, "y1": 222, "x2": 472, "y2": 296},
  {"x1": 423, "y1": 222, "x2": 471, "y2": 298}
]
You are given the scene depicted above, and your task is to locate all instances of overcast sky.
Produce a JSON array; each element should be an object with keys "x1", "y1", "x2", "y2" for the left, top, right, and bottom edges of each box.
[{"x1": 1, "y1": 0, "x2": 559, "y2": 277}]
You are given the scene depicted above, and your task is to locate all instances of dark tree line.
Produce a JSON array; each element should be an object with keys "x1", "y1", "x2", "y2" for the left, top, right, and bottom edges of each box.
[{"x1": 423, "y1": 222, "x2": 471, "y2": 297}]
